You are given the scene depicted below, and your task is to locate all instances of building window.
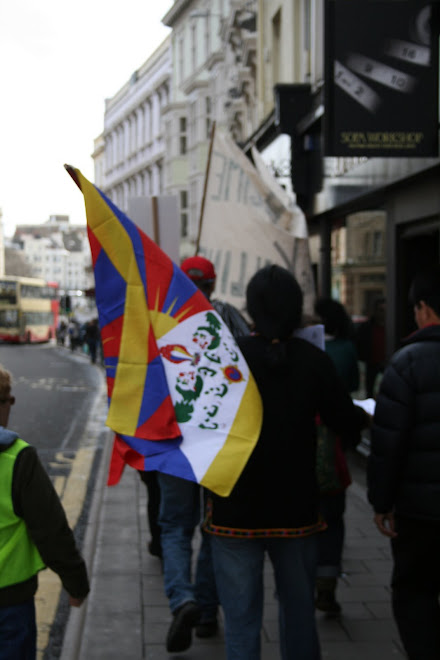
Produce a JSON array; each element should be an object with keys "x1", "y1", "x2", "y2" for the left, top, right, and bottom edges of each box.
[
  {"x1": 304, "y1": 0, "x2": 311, "y2": 52},
  {"x1": 372, "y1": 231, "x2": 383, "y2": 257},
  {"x1": 189, "y1": 101, "x2": 197, "y2": 144},
  {"x1": 180, "y1": 190, "x2": 189, "y2": 238},
  {"x1": 157, "y1": 162, "x2": 163, "y2": 193},
  {"x1": 179, "y1": 117, "x2": 187, "y2": 155},
  {"x1": 303, "y1": 0, "x2": 311, "y2": 79},
  {"x1": 138, "y1": 107, "x2": 144, "y2": 145},
  {"x1": 178, "y1": 36, "x2": 184, "y2": 82},
  {"x1": 272, "y1": 9, "x2": 281, "y2": 85},
  {"x1": 131, "y1": 113, "x2": 137, "y2": 153},
  {"x1": 144, "y1": 101, "x2": 151, "y2": 144},
  {"x1": 191, "y1": 22, "x2": 197, "y2": 71},
  {"x1": 363, "y1": 232, "x2": 370, "y2": 257},
  {"x1": 205, "y1": 97, "x2": 212, "y2": 139},
  {"x1": 204, "y1": 15, "x2": 210, "y2": 58},
  {"x1": 165, "y1": 120, "x2": 172, "y2": 160},
  {"x1": 190, "y1": 180, "x2": 198, "y2": 231}
]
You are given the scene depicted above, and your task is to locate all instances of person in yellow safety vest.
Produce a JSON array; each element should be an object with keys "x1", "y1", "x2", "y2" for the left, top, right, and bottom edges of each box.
[{"x1": 0, "y1": 364, "x2": 89, "y2": 659}]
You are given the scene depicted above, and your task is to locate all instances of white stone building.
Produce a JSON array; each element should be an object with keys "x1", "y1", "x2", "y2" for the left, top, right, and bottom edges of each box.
[
  {"x1": 12, "y1": 216, "x2": 92, "y2": 291},
  {"x1": 92, "y1": 1, "x2": 259, "y2": 260},
  {"x1": 93, "y1": 37, "x2": 172, "y2": 216},
  {"x1": 161, "y1": 0, "x2": 258, "y2": 258}
]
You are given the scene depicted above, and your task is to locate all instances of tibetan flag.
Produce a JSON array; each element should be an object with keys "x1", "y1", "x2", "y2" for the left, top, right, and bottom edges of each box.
[{"x1": 65, "y1": 165, "x2": 262, "y2": 497}]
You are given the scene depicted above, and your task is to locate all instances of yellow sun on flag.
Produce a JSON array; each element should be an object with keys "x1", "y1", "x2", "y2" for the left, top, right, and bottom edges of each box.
[{"x1": 148, "y1": 287, "x2": 195, "y2": 339}]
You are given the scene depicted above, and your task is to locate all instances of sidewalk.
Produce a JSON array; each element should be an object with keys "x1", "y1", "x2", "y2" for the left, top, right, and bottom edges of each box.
[{"x1": 60, "y1": 443, "x2": 406, "y2": 660}]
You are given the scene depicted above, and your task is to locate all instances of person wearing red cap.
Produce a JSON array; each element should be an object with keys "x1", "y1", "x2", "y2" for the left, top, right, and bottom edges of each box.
[
  {"x1": 157, "y1": 255, "x2": 250, "y2": 653},
  {"x1": 181, "y1": 256, "x2": 250, "y2": 339},
  {"x1": 181, "y1": 255, "x2": 216, "y2": 283}
]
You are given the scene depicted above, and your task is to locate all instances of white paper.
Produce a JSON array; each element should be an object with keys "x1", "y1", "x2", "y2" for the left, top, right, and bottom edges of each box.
[
  {"x1": 198, "y1": 129, "x2": 315, "y2": 315},
  {"x1": 294, "y1": 325, "x2": 325, "y2": 351},
  {"x1": 353, "y1": 398, "x2": 376, "y2": 416}
]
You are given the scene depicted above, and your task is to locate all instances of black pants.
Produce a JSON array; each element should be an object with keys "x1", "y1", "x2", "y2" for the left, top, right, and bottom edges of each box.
[
  {"x1": 139, "y1": 470, "x2": 161, "y2": 547},
  {"x1": 317, "y1": 490, "x2": 346, "y2": 576},
  {"x1": 391, "y1": 515, "x2": 440, "y2": 660}
]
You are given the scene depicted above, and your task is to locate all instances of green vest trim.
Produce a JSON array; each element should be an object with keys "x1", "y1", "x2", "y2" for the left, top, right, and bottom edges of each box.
[{"x1": 0, "y1": 438, "x2": 45, "y2": 589}]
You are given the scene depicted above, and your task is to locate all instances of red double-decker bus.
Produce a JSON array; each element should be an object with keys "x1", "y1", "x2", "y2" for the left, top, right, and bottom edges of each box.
[{"x1": 0, "y1": 276, "x2": 59, "y2": 343}]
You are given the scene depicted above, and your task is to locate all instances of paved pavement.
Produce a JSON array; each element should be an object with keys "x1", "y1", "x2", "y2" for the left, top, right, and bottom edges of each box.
[{"x1": 57, "y1": 413, "x2": 407, "y2": 660}]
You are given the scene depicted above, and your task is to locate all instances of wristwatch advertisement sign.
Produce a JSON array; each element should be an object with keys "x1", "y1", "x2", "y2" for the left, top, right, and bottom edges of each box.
[{"x1": 324, "y1": 1, "x2": 439, "y2": 157}]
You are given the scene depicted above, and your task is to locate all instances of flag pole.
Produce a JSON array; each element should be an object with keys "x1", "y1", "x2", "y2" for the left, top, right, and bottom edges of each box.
[{"x1": 195, "y1": 121, "x2": 216, "y2": 255}]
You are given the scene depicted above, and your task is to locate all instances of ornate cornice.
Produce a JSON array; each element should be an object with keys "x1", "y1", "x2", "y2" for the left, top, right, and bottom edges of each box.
[{"x1": 162, "y1": 0, "x2": 193, "y2": 27}]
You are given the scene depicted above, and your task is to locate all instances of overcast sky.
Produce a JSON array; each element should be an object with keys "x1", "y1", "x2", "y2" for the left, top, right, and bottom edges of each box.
[{"x1": 0, "y1": 0, "x2": 172, "y2": 238}]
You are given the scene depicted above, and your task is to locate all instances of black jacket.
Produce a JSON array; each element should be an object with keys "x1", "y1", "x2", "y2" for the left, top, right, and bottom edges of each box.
[
  {"x1": 368, "y1": 324, "x2": 440, "y2": 520},
  {"x1": 206, "y1": 335, "x2": 368, "y2": 532},
  {"x1": 0, "y1": 437, "x2": 90, "y2": 606}
]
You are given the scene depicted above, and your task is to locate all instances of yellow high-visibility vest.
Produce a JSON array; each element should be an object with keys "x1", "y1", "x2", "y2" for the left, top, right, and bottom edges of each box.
[{"x1": 0, "y1": 438, "x2": 45, "y2": 589}]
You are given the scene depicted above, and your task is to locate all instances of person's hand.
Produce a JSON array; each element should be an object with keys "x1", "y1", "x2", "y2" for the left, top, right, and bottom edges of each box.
[
  {"x1": 374, "y1": 512, "x2": 397, "y2": 538},
  {"x1": 69, "y1": 596, "x2": 86, "y2": 607}
]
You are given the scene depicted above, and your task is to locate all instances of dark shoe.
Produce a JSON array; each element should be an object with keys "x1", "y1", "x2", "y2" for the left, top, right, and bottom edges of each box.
[
  {"x1": 166, "y1": 601, "x2": 200, "y2": 653},
  {"x1": 195, "y1": 619, "x2": 218, "y2": 638},
  {"x1": 315, "y1": 577, "x2": 342, "y2": 616}
]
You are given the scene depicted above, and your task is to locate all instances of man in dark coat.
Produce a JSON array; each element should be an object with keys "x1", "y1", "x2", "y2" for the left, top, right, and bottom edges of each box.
[{"x1": 367, "y1": 265, "x2": 440, "y2": 660}]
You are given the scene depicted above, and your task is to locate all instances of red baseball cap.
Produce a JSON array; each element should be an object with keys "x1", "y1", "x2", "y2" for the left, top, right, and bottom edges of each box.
[{"x1": 181, "y1": 256, "x2": 216, "y2": 282}]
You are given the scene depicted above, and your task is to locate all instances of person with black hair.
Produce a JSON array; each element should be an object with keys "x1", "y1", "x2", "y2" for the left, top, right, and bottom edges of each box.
[
  {"x1": 84, "y1": 318, "x2": 100, "y2": 364},
  {"x1": 314, "y1": 298, "x2": 358, "y2": 393},
  {"x1": 204, "y1": 265, "x2": 369, "y2": 660},
  {"x1": 313, "y1": 298, "x2": 360, "y2": 615},
  {"x1": 368, "y1": 264, "x2": 440, "y2": 660}
]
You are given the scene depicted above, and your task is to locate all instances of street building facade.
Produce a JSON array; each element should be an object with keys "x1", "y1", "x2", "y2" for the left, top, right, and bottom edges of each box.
[
  {"x1": 244, "y1": 0, "x2": 440, "y2": 354},
  {"x1": 161, "y1": 0, "x2": 258, "y2": 258},
  {"x1": 91, "y1": 0, "x2": 439, "y2": 354},
  {"x1": 92, "y1": 37, "x2": 172, "y2": 227}
]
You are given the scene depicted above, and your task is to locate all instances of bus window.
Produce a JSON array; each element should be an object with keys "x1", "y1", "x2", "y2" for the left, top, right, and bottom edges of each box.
[
  {"x1": 21, "y1": 285, "x2": 48, "y2": 299},
  {"x1": 0, "y1": 281, "x2": 17, "y2": 305},
  {"x1": 23, "y1": 312, "x2": 53, "y2": 325},
  {"x1": 0, "y1": 310, "x2": 18, "y2": 328}
]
